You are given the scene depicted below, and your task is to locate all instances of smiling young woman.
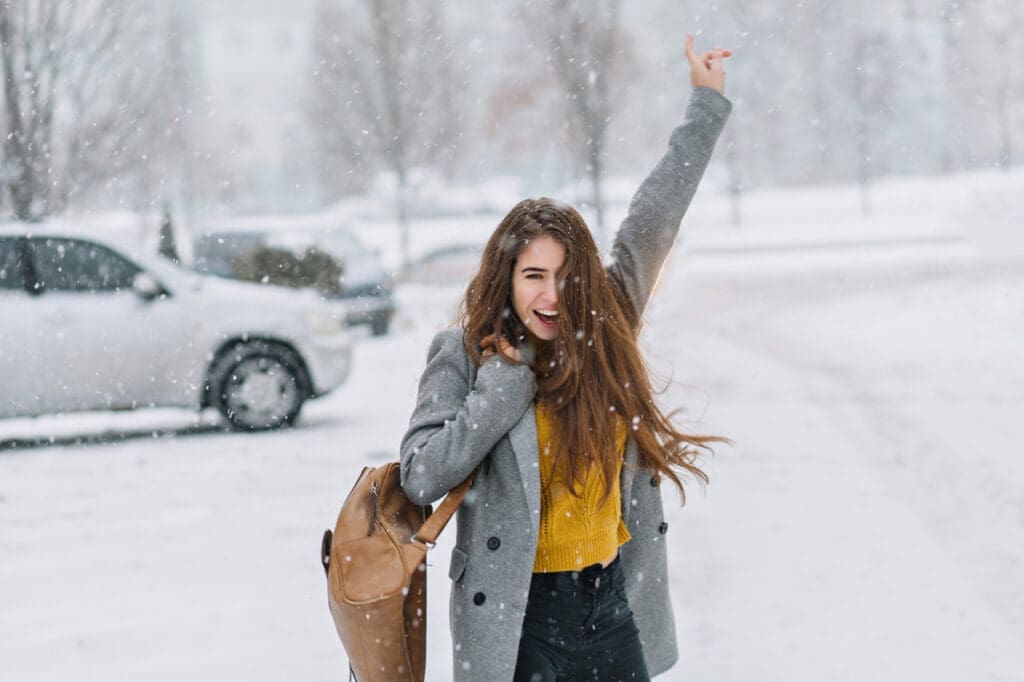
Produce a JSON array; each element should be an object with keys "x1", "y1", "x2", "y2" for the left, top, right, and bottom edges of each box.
[
  {"x1": 510, "y1": 235, "x2": 565, "y2": 340},
  {"x1": 400, "y1": 34, "x2": 733, "y2": 682}
]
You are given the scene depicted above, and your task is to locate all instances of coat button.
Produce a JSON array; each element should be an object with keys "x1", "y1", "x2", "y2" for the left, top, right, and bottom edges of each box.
[
  {"x1": 487, "y1": 536, "x2": 501, "y2": 551},
  {"x1": 650, "y1": 475, "x2": 660, "y2": 487},
  {"x1": 473, "y1": 592, "x2": 486, "y2": 606},
  {"x1": 658, "y1": 522, "x2": 668, "y2": 534}
]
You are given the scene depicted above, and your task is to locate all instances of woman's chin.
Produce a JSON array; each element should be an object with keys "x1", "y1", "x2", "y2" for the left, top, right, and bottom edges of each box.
[
  {"x1": 529, "y1": 323, "x2": 558, "y2": 341},
  {"x1": 523, "y1": 321, "x2": 556, "y2": 342}
]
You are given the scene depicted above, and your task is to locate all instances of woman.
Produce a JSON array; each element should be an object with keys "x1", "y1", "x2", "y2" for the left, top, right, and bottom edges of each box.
[{"x1": 400, "y1": 34, "x2": 732, "y2": 681}]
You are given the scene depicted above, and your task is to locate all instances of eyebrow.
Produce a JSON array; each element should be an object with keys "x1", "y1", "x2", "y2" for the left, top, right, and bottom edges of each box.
[{"x1": 521, "y1": 266, "x2": 548, "y2": 274}]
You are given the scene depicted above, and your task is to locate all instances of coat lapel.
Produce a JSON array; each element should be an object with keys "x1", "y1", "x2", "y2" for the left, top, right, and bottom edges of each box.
[
  {"x1": 619, "y1": 437, "x2": 639, "y2": 523},
  {"x1": 508, "y1": 403, "x2": 541, "y2": 539}
]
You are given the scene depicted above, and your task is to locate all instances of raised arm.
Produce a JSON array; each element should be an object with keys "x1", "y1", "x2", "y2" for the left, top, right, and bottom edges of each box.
[
  {"x1": 608, "y1": 36, "x2": 732, "y2": 317},
  {"x1": 400, "y1": 329, "x2": 536, "y2": 505}
]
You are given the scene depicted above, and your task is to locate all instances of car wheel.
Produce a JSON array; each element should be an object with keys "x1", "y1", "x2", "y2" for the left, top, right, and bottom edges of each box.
[
  {"x1": 370, "y1": 314, "x2": 390, "y2": 337},
  {"x1": 210, "y1": 342, "x2": 307, "y2": 431}
]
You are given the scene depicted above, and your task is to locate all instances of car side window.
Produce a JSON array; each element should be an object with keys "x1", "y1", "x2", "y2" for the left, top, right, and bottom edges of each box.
[
  {"x1": 0, "y1": 238, "x2": 28, "y2": 291},
  {"x1": 29, "y1": 237, "x2": 141, "y2": 293},
  {"x1": 193, "y1": 232, "x2": 264, "y2": 277}
]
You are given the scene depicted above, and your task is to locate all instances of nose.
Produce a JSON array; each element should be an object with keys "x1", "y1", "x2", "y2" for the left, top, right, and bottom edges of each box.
[{"x1": 542, "y1": 278, "x2": 558, "y2": 305}]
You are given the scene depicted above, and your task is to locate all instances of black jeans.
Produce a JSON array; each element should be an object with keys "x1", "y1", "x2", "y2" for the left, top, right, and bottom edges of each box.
[{"x1": 513, "y1": 556, "x2": 651, "y2": 682}]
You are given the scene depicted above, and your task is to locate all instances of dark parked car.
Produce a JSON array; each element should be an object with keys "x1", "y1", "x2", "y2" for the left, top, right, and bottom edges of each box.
[{"x1": 193, "y1": 224, "x2": 396, "y2": 336}]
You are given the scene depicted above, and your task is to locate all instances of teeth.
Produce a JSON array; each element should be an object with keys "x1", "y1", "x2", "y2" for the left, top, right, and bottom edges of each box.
[{"x1": 536, "y1": 310, "x2": 558, "y2": 316}]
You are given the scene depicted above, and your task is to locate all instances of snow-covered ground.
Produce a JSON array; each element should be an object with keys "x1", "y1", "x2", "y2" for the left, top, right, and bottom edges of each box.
[{"x1": 2, "y1": 169, "x2": 1023, "y2": 681}]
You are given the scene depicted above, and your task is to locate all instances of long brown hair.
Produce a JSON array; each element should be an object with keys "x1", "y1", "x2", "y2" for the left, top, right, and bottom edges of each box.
[{"x1": 458, "y1": 198, "x2": 724, "y2": 504}]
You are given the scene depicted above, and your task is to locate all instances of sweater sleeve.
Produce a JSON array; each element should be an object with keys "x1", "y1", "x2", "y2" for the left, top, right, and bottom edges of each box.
[
  {"x1": 400, "y1": 329, "x2": 537, "y2": 505},
  {"x1": 608, "y1": 86, "x2": 732, "y2": 317}
]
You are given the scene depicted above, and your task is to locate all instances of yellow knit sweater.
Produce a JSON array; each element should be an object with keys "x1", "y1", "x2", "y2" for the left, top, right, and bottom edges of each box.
[{"x1": 533, "y1": 403, "x2": 632, "y2": 572}]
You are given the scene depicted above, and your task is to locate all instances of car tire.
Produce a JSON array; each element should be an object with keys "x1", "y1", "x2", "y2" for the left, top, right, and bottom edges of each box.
[
  {"x1": 209, "y1": 341, "x2": 308, "y2": 431},
  {"x1": 370, "y1": 314, "x2": 390, "y2": 337}
]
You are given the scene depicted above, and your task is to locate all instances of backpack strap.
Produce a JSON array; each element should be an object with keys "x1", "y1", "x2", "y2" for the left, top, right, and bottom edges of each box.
[{"x1": 412, "y1": 470, "x2": 476, "y2": 547}]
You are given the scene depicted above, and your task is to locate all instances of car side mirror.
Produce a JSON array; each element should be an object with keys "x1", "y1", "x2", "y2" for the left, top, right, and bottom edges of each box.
[{"x1": 133, "y1": 272, "x2": 165, "y2": 301}]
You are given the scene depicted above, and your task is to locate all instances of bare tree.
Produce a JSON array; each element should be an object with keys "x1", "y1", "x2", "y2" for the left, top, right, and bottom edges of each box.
[
  {"x1": 0, "y1": 0, "x2": 189, "y2": 221},
  {"x1": 703, "y1": 0, "x2": 760, "y2": 227},
  {"x1": 935, "y1": 1, "x2": 958, "y2": 172},
  {"x1": 851, "y1": 25, "x2": 895, "y2": 215},
  {"x1": 972, "y1": 0, "x2": 1024, "y2": 170},
  {"x1": 126, "y1": 3, "x2": 202, "y2": 216},
  {"x1": 0, "y1": 0, "x2": 77, "y2": 219},
  {"x1": 306, "y1": 0, "x2": 461, "y2": 270},
  {"x1": 514, "y1": 0, "x2": 626, "y2": 247}
]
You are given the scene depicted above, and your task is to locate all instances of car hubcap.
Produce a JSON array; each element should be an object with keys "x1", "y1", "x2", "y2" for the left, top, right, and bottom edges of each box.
[{"x1": 224, "y1": 357, "x2": 298, "y2": 427}]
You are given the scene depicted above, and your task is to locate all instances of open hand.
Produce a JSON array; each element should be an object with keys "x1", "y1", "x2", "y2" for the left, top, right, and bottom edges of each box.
[
  {"x1": 685, "y1": 33, "x2": 731, "y2": 95},
  {"x1": 480, "y1": 334, "x2": 523, "y2": 363}
]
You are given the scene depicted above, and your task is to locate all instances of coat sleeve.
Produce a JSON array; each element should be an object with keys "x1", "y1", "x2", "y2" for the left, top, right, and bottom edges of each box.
[
  {"x1": 608, "y1": 86, "x2": 732, "y2": 316},
  {"x1": 400, "y1": 329, "x2": 537, "y2": 505}
]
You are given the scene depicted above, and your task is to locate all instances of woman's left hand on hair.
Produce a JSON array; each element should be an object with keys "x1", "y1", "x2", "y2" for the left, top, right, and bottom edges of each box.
[
  {"x1": 685, "y1": 33, "x2": 731, "y2": 95},
  {"x1": 480, "y1": 334, "x2": 523, "y2": 363}
]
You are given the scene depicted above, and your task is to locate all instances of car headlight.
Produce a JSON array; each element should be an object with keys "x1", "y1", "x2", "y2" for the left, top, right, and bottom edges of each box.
[{"x1": 303, "y1": 309, "x2": 345, "y2": 335}]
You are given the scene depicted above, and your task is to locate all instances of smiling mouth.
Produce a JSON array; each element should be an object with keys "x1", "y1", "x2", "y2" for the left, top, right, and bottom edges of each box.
[{"x1": 534, "y1": 309, "x2": 558, "y2": 328}]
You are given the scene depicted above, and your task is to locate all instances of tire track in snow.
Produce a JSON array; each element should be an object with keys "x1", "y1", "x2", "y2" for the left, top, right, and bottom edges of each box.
[{"x1": 640, "y1": 260, "x2": 1024, "y2": 681}]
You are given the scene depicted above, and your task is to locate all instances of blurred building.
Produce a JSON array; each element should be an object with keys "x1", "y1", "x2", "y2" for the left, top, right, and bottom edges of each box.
[{"x1": 198, "y1": 0, "x2": 319, "y2": 212}]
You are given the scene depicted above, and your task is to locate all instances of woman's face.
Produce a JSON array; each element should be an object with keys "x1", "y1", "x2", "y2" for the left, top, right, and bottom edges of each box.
[{"x1": 511, "y1": 235, "x2": 566, "y2": 341}]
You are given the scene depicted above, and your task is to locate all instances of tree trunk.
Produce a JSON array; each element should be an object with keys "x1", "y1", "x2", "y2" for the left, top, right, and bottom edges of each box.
[
  {"x1": 853, "y1": 35, "x2": 873, "y2": 216},
  {"x1": 396, "y1": 165, "x2": 410, "y2": 273},
  {"x1": 994, "y1": 31, "x2": 1013, "y2": 170},
  {"x1": 724, "y1": 128, "x2": 743, "y2": 227},
  {"x1": 588, "y1": 138, "x2": 606, "y2": 249},
  {"x1": 0, "y1": 7, "x2": 35, "y2": 221}
]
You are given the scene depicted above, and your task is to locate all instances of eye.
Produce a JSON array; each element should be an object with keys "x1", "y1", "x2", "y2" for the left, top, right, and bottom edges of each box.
[{"x1": 526, "y1": 273, "x2": 543, "y2": 280}]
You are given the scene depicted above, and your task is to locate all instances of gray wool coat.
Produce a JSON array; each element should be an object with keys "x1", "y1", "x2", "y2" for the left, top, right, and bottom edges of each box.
[{"x1": 400, "y1": 86, "x2": 731, "y2": 681}]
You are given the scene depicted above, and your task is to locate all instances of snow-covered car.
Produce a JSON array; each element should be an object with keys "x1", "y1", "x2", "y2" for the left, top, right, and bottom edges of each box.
[
  {"x1": 0, "y1": 227, "x2": 353, "y2": 430},
  {"x1": 405, "y1": 243, "x2": 482, "y2": 285},
  {"x1": 193, "y1": 223, "x2": 396, "y2": 336}
]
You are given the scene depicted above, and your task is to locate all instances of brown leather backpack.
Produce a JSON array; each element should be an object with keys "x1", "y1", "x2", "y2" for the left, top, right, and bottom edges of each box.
[{"x1": 321, "y1": 462, "x2": 472, "y2": 682}]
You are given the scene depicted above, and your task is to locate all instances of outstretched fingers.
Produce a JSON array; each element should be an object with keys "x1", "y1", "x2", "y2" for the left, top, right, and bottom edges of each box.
[
  {"x1": 685, "y1": 34, "x2": 731, "y2": 94},
  {"x1": 701, "y1": 49, "x2": 732, "y2": 68},
  {"x1": 684, "y1": 34, "x2": 704, "y2": 71},
  {"x1": 707, "y1": 49, "x2": 728, "y2": 74}
]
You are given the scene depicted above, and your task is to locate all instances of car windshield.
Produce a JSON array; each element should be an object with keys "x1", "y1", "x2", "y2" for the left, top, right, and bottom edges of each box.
[
  {"x1": 318, "y1": 230, "x2": 366, "y2": 259},
  {"x1": 131, "y1": 248, "x2": 203, "y2": 287}
]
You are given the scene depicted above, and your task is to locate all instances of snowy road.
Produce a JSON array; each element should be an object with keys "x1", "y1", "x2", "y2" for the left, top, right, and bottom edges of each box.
[
  {"x1": 655, "y1": 253, "x2": 1024, "y2": 681},
  {"x1": 2, "y1": 233, "x2": 1023, "y2": 680}
]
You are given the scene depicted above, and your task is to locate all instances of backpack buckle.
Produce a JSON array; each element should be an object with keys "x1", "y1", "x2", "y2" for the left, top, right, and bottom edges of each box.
[{"x1": 411, "y1": 534, "x2": 436, "y2": 550}]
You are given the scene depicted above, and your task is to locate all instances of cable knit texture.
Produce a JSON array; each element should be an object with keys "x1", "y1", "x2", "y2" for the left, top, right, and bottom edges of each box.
[{"x1": 532, "y1": 403, "x2": 631, "y2": 572}]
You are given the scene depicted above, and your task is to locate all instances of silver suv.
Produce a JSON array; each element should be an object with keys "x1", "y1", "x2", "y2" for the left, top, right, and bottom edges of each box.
[{"x1": 0, "y1": 227, "x2": 353, "y2": 430}]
